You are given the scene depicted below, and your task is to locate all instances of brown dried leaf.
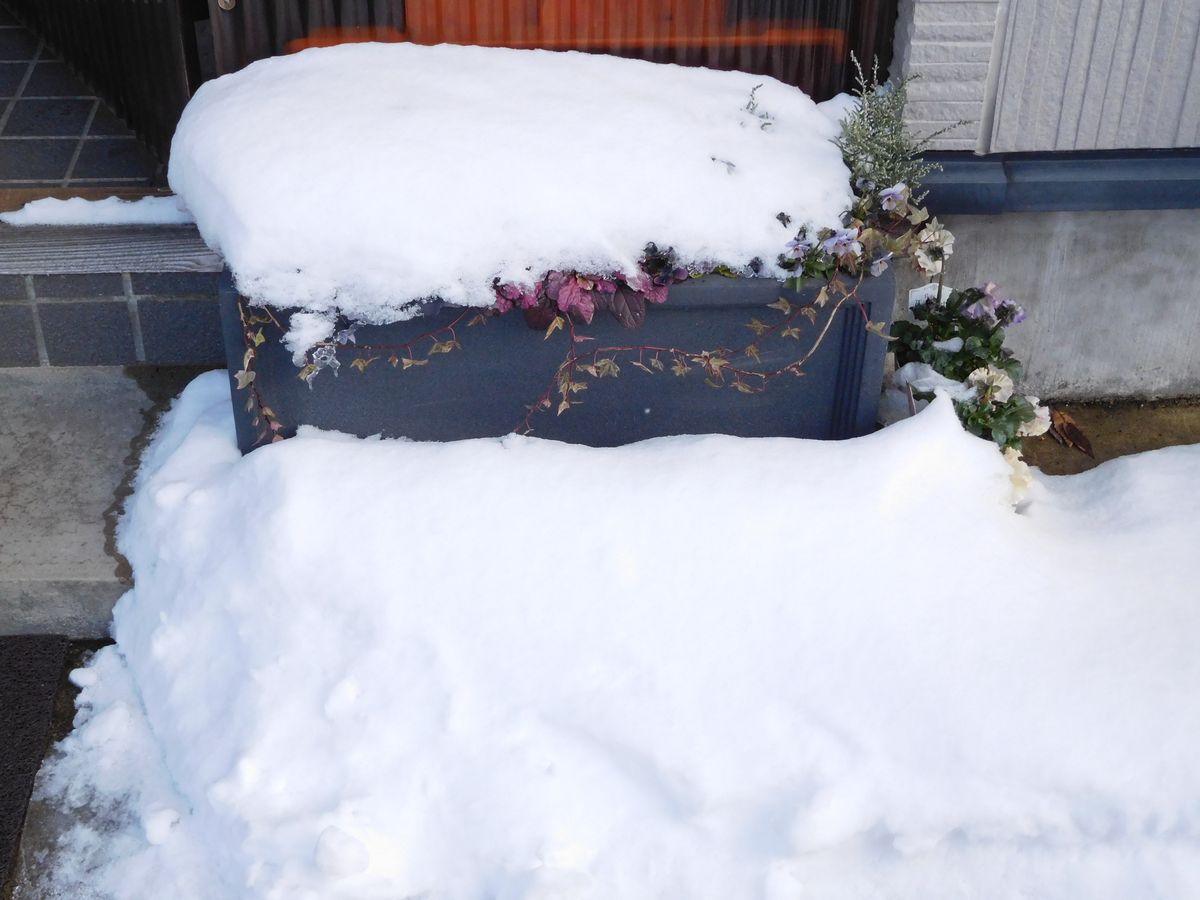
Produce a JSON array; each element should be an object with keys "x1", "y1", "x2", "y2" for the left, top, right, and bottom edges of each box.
[{"x1": 1050, "y1": 408, "x2": 1094, "y2": 458}]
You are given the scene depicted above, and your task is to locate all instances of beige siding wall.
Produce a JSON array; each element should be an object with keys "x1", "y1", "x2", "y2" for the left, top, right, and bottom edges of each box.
[
  {"x1": 986, "y1": 0, "x2": 1200, "y2": 151},
  {"x1": 895, "y1": 0, "x2": 1200, "y2": 152}
]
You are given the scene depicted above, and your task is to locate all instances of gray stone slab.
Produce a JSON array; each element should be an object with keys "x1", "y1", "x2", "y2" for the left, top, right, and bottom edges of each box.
[{"x1": 0, "y1": 367, "x2": 211, "y2": 637}]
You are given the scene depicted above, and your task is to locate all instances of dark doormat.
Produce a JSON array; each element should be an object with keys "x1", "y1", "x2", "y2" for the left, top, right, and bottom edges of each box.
[{"x1": 0, "y1": 635, "x2": 68, "y2": 896}]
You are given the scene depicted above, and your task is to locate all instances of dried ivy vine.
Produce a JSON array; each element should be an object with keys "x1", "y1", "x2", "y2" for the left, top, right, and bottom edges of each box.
[{"x1": 232, "y1": 58, "x2": 1038, "y2": 452}]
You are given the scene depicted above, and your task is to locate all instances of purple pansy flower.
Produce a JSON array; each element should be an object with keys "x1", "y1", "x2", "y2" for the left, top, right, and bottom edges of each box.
[
  {"x1": 821, "y1": 228, "x2": 863, "y2": 259},
  {"x1": 878, "y1": 182, "x2": 909, "y2": 212},
  {"x1": 963, "y1": 282, "x2": 1025, "y2": 327},
  {"x1": 786, "y1": 234, "x2": 815, "y2": 258},
  {"x1": 869, "y1": 251, "x2": 893, "y2": 277}
]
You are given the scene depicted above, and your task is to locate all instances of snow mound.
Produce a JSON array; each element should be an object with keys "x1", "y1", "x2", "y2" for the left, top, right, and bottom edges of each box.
[
  {"x1": 0, "y1": 195, "x2": 193, "y2": 226},
  {"x1": 30, "y1": 372, "x2": 1200, "y2": 899},
  {"x1": 168, "y1": 43, "x2": 853, "y2": 321}
]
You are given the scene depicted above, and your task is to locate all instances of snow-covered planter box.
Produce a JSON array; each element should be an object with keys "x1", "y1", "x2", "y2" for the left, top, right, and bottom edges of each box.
[
  {"x1": 171, "y1": 42, "x2": 894, "y2": 452},
  {"x1": 217, "y1": 269, "x2": 894, "y2": 453}
]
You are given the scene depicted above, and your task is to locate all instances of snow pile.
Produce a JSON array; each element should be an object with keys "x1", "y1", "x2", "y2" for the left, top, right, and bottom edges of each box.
[
  {"x1": 0, "y1": 195, "x2": 193, "y2": 226},
  {"x1": 30, "y1": 372, "x2": 1200, "y2": 899},
  {"x1": 168, "y1": 44, "x2": 853, "y2": 321}
]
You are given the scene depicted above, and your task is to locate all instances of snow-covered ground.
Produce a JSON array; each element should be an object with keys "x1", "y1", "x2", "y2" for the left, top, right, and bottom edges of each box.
[
  {"x1": 168, "y1": 43, "x2": 852, "y2": 321},
  {"x1": 29, "y1": 372, "x2": 1200, "y2": 899},
  {"x1": 0, "y1": 196, "x2": 193, "y2": 226}
]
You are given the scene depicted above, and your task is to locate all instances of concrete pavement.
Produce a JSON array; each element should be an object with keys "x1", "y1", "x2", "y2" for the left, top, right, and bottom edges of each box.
[{"x1": 0, "y1": 366, "x2": 212, "y2": 637}]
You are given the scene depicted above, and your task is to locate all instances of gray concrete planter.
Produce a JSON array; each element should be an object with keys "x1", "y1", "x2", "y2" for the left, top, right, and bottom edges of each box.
[{"x1": 218, "y1": 269, "x2": 894, "y2": 454}]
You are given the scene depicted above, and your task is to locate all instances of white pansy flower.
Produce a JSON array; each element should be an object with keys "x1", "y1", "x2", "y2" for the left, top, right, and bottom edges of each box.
[
  {"x1": 1003, "y1": 446, "x2": 1034, "y2": 500},
  {"x1": 967, "y1": 365, "x2": 1015, "y2": 404},
  {"x1": 913, "y1": 246, "x2": 945, "y2": 276},
  {"x1": 1018, "y1": 397, "x2": 1052, "y2": 437},
  {"x1": 913, "y1": 219, "x2": 955, "y2": 276}
]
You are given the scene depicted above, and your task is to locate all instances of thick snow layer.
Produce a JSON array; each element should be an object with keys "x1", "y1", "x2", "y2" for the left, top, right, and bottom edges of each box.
[
  {"x1": 0, "y1": 195, "x2": 193, "y2": 226},
  {"x1": 30, "y1": 372, "x2": 1200, "y2": 899},
  {"x1": 168, "y1": 44, "x2": 853, "y2": 321}
]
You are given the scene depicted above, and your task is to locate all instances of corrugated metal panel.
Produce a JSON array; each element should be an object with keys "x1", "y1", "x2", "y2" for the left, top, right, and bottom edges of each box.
[
  {"x1": 985, "y1": 0, "x2": 1200, "y2": 151},
  {"x1": 208, "y1": 0, "x2": 900, "y2": 102}
]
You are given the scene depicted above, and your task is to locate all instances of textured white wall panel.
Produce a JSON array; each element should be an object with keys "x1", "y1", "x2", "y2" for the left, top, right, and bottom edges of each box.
[
  {"x1": 985, "y1": 0, "x2": 1200, "y2": 150},
  {"x1": 895, "y1": 0, "x2": 1200, "y2": 152}
]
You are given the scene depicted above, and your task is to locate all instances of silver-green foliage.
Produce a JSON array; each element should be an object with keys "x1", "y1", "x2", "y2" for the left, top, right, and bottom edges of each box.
[{"x1": 834, "y1": 56, "x2": 968, "y2": 200}]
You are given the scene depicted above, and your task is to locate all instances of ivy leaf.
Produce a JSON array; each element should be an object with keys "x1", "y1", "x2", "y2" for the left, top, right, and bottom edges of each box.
[
  {"x1": 801, "y1": 307, "x2": 819, "y2": 323},
  {"x1": 734, "y1": 381, "x2": 756, "y2": 394},
  {"x1": 296, "y1": 364, "x2": 316, "y2": 383},
  {"x1": 253, "y1": 329, "x2": 266, "y2": 346},
  {"x1": 781, "y1": 326, "x2": 803, "y2": 339},
  {"x1": 242, "y1": 348, "x2": 255, "y2": 370},
  {"x1": 745, "y1": 344, "x2": 761, "y2": 362},
  {"x1": 865, "y1": 320, "x2": 893, "y2": 339},
  {"x1": 428, "y1": 340, "x2": 460, "y2": 355},
  {"x1": 350, "y1": 357, "x2": 377, "y2": 372},
  {"x1": 234, "y1": 369, "x2": 255, "y2": 390},
  {"x1": 767, "y1": 297, "x2": 792, "y2": 314},
  {"x1": 649, "y1": 356, "x2": 664, "y2": 371},
  {"x1": 671, "y1": 358, "x2": 690, "y2": 377},
  {"x1": 557, "y1": 398, "x2": 571, "y2": 415},
  {"x1": 815, "y1": 286, "x2": 830, "y2": 308},
  {"x1": 401, "y1": 356, "x2": 429, "y2": 369},
  {"x1": 544, "y1": 316, "x2": 565, "y2": 340},
  {"x1": 630, "y1": 360, "x2": 654, "y2": 374},
  {"x1": 596, "y1": 358, "x2": 620, "y2": 378},
  {"x1": 746, "y1": 318, "x2": 768, "y2": 335}
]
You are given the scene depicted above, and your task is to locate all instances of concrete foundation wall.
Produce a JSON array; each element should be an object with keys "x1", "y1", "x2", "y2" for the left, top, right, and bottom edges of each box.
[{"x1": 932, "y1": 209, "x2": 1200, "y2": 400}]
